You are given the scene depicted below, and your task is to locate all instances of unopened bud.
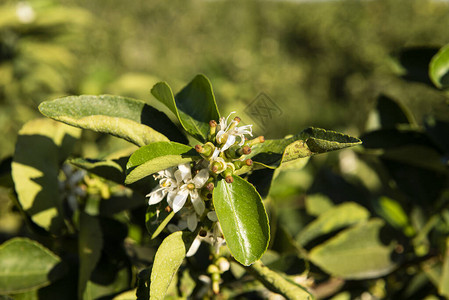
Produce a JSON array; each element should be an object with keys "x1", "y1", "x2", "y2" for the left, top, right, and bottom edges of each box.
[
  {"x1": 196, "y1": 142, "x2": 215, "y2": 157},
  {"x1": 206, "y1": 182, "x2": 215, "y2": 191},
  {"x1": 210, "y1": 158, "x2": 227, "y2": 174},
  {"x1": 247, "y1": 136, "x2": 265, "y2": 147},
  {"x1": 239, "y1": 145, "x2": 251, "y2": 155},
  {"x1": 209, "y1": 120, "x2": 217, "y2": 137},
  {"x1": 223, "y1": 164, "x2": 235, "y2": 183},
  {"x1": 233, "y1": 159, "x2": 251, "y2": 170}
]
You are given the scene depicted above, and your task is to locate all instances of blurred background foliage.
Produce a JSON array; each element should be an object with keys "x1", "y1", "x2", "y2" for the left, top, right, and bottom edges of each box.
[
  {"x1": 2, "y1": 0, "x2": 449, "y2": 299},
  {"x1": 2, "y1": 0, "x2": 449, "y2": 159}
]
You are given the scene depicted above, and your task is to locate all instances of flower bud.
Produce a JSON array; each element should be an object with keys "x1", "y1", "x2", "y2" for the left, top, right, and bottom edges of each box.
[
  {"x1": 233, "y1": 158, "x2": 253, "y2": 170},
  {"x1": 195, "y1": 142, "x2": 215, "y2": 158},
  {"x1": 222, "y1": 164, "x2": 235, "y2": 183},
  {"x1": 209, "y1": 120, "x2": 217, "y2": 138},
  {"x1": 246, "y1": 135, "x2": 265, "y2": 147},
  {"x1": 210, "y1": 157, "x2": 227, "y2": 174}
]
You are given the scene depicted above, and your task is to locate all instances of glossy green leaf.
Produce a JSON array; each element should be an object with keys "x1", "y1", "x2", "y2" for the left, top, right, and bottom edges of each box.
[
  {"x1": 11, "y1": 119, "x2": 81, "y2": 234},
  {"x1": 0, "y1": 238, "x2": 64, "y2": 293},
  {"x1": 309, "y1": 219, "x2": 399, "y2": 279},
  {"x1": 297, "y1": 202, "x2": 370, "y2": 246},
  {"x1": 429, "y1": 43, "x2": 449, "y2": 89},
  {"x1": 150, "y1": 231, "x2": 194, "y2": 300},
  {"x1": 125, "y1": 141, "x2": 198, "y2": 184},
  {"x1": 249, "y1": 127, "x2": 361, "y2": 169},
  {"x1": 39, "y1": 95, "x2": 188, "y2": 147},
  {"x1": 78, "y1": 212, "x2": 103, "y2": 299},
  {"x1": 151, "y1": 75, "x2": 220, "y2": 142},
  {"x1": 213, "y1": 176, "x2": 270, "y2": 266}
]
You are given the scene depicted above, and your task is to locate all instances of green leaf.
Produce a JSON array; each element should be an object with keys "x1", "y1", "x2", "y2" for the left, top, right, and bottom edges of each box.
[
  {"x1": 213, "y1": 176, "x2": 270, "y2": 266},
  {"x1": 246, "y1": 261, "x2": 313, "y2": 300},
  {"x1": 372, "y1": 196, "x2": 414, "y2": 236},
  {"x1": 70, "y1": 157, "x2": 127, "y2": 185},
  {"x1": 78, "y1": 212, "x2": 103, "y2": 299},
  {"x1": 11, "y1": 119, "x2": 81, "y2": 234},
  {"x1": 151, "y1": 75, "x2": 220, "y2": 142},
  {"x1": 249, "y1": 127, "x2": 361, "y2": 169},
  {"x1": 150, "y1": 231, "x2": 195, "y2": 300},
  {"x1": 125, "y1": 141, "x2": 198, "y2": 184},
  {"x1": 83, "y1": 266, "x2": 130, "y2": 300},
  {"x1": 0, "y1": 238, "x2": 65, "y2": 293},
  {"x1": 296, "y1": 202, "x2": 370, "y2": 246},
  {"x1": 39, "y1": 95, "x2": 188, "y2": 147},
  {"x1": 146, "y1": 206, "x2": 175, "y2": 239},
  {"x1": 309, "y1": 219, "x2": 400, "y2": 279},
  {"x1": 439, "y1": 237, "x2": 449, "y2": 297},
  {"x1": 429, "y1": 43, "x2": 449, "y2": 89}
]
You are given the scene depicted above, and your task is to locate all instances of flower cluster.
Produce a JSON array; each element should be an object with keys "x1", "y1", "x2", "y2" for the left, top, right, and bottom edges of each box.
[
  {"x1": 146, "y1": 112, "x2": 264, "y2": 250},
  {"x1": 146, "y1": 163, "x2": 209, "y2": 219},
  {"x1": 195, "y1": 112, "x2": 264, "y2": 183}
]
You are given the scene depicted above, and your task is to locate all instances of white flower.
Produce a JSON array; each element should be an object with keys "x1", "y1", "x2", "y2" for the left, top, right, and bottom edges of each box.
[
  {"x1": 146, "y1": 167, "x2": 179, "y2": 206},
  {"x1": 215, "y1": 112, "x2": 253, "y2": 152},
  {"x1": 185, "y1": 220, "x2": 226, "y2": 257},
  {"x1": 168, "y1": 164, "x2": 209, "y2": 213},
  {"x1": 167, "y1": 207, "x2": 199, "y2": 232}
]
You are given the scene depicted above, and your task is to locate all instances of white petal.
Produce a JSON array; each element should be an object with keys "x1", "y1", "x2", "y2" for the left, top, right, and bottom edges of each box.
[
  {"x1": 211, "y1": 148, "x2": 221, "y2": 159},
  {"x1": 147, "y1": 189, "x2": 167, "y2": 205},
  {"x1": 166, "y1": 189, "x2": 180, "y2": 207},
  {"x1": 193, "y1": 169, "x2": 209, "y2": 188},
  {"x1": 178, "y1": 163, "x2": 192, "y2": 182},
  {"x1": 191, "y1": 194, "x2": 205, "y2": 215},
  {"x1": 187, "y1": 213, "x2": 198, "y2": 232},
  {"x1": 174, "y1": 169, "x2": 183, "y2": 184},
  {"x1": 186, "y1": 237, "x2": 201, "y2": 257},
  {"x1": 236, "y1": 124, "x2": 253, "y2": 135},
  {"x1": 221, "y1": 134, "x2": 236, "y2": 151},
  {"x1": 171, "y1": 190, "x2": 189, "y2": 213}
]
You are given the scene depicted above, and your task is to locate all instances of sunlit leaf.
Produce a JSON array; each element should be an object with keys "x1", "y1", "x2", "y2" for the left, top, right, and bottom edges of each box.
[
  {"x1": 213, "y1": 176, "x2": 270, "y2": 266},
  {"x1": 0, "y1": 238, "x2": 65, "y2": 293},
  {"x1": 125, "y1": 142, "x2": 198, "y2": 184},
  {"x1": 429, "y1": 43, "x2": 449, "y2": 89},
  {"x1": 150, "y1": 231, "x2": 195, "y2": 300},
  {"x1": 39, "y1": 95, "x2": 188, "y2": 146},
  {"x1": 248, "y1": 127, "x2": 361, "y2": 169},
  {"x1": 151, "y1": 75, "x2": 220, "y2": 142},
  {"x1": 11, "y1": 119, "x2": 81, "y2": 234},
  {"x1": 297, "y1": 202, "x2": 370, "y2": 246}
]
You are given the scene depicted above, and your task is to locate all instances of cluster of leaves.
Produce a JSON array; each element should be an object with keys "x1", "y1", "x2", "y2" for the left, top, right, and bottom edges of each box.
[
  {"x1": 0, "y1": 74, "x2": 361, "y2": 299},
  {"x1": 260, "y1": 44, "x2": 449, "y2": 299}
]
